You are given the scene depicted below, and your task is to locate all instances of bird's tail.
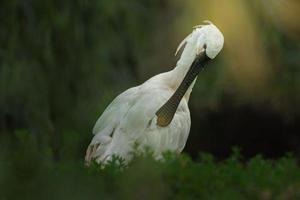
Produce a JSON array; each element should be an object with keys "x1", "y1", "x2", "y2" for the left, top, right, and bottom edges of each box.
[
  {"x1": 85, "y1": 144, "x2": 98, "y2": 165},
  {"x1": 85, "y1": 136, "x2": 112, "y2": 166}
]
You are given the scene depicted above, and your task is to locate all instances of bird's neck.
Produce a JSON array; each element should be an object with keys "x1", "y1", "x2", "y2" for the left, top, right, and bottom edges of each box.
[{"x1": 170, "y1": 39, "x2": 198, "y2": 90}]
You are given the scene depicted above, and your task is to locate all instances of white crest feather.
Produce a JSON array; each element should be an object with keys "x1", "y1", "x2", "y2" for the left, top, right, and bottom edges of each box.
[
  {"x1": 175, "y1": 33, "x2": 191, "y2": 56},
  {"x1": 193, "y1": 20, "x2": 212, "y2": 29}
]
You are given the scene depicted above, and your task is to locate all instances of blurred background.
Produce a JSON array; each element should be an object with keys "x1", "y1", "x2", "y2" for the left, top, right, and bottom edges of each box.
[{"x1": 0, "y1": 0, "x2": 300, "y2": 162}]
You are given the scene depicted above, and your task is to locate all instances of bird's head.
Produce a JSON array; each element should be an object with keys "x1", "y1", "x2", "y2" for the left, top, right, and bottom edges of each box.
[{"x1": 176, "y1": 21, "x2": 224, "y2": 65}]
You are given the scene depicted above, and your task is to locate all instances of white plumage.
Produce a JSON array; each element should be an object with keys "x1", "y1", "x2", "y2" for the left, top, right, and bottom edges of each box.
[{"x1": 85, "y1": 21, "x2": 224, "y2": 164}]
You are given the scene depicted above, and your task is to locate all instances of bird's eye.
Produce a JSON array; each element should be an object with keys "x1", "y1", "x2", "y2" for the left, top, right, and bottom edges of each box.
[{"x1": 203, "y1": 44, "x2": 207, "y2": 49}]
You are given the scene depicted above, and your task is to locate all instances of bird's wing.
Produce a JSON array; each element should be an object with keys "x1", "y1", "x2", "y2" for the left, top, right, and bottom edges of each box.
[
  {"x1": 92, "y1": 86, "x2": 139, "y2": 135},
  {"x1": 85, "y1": 86, "x2": 139, "y2": 164}
]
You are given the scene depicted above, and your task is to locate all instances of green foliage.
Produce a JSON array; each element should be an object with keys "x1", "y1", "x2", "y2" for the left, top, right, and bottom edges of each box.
[{"x1": 1, "y1": 133, "x2": 300, "y2": 200}]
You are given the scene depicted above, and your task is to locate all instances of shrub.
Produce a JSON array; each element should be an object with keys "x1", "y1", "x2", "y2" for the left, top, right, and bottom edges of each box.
[{"x1": 1, "y1": 133, "x2": 300, "y2": 199}]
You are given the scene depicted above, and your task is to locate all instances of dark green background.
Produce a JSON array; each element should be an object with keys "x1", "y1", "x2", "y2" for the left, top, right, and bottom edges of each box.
[{"x1": 1, "y1": 0, "x2": 300, "y2": 161}]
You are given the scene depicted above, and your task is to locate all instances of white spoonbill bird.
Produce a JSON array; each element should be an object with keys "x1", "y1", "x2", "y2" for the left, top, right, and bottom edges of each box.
[{"x1": 85, "y1": 21, "x2": 224, "y2": 164}]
